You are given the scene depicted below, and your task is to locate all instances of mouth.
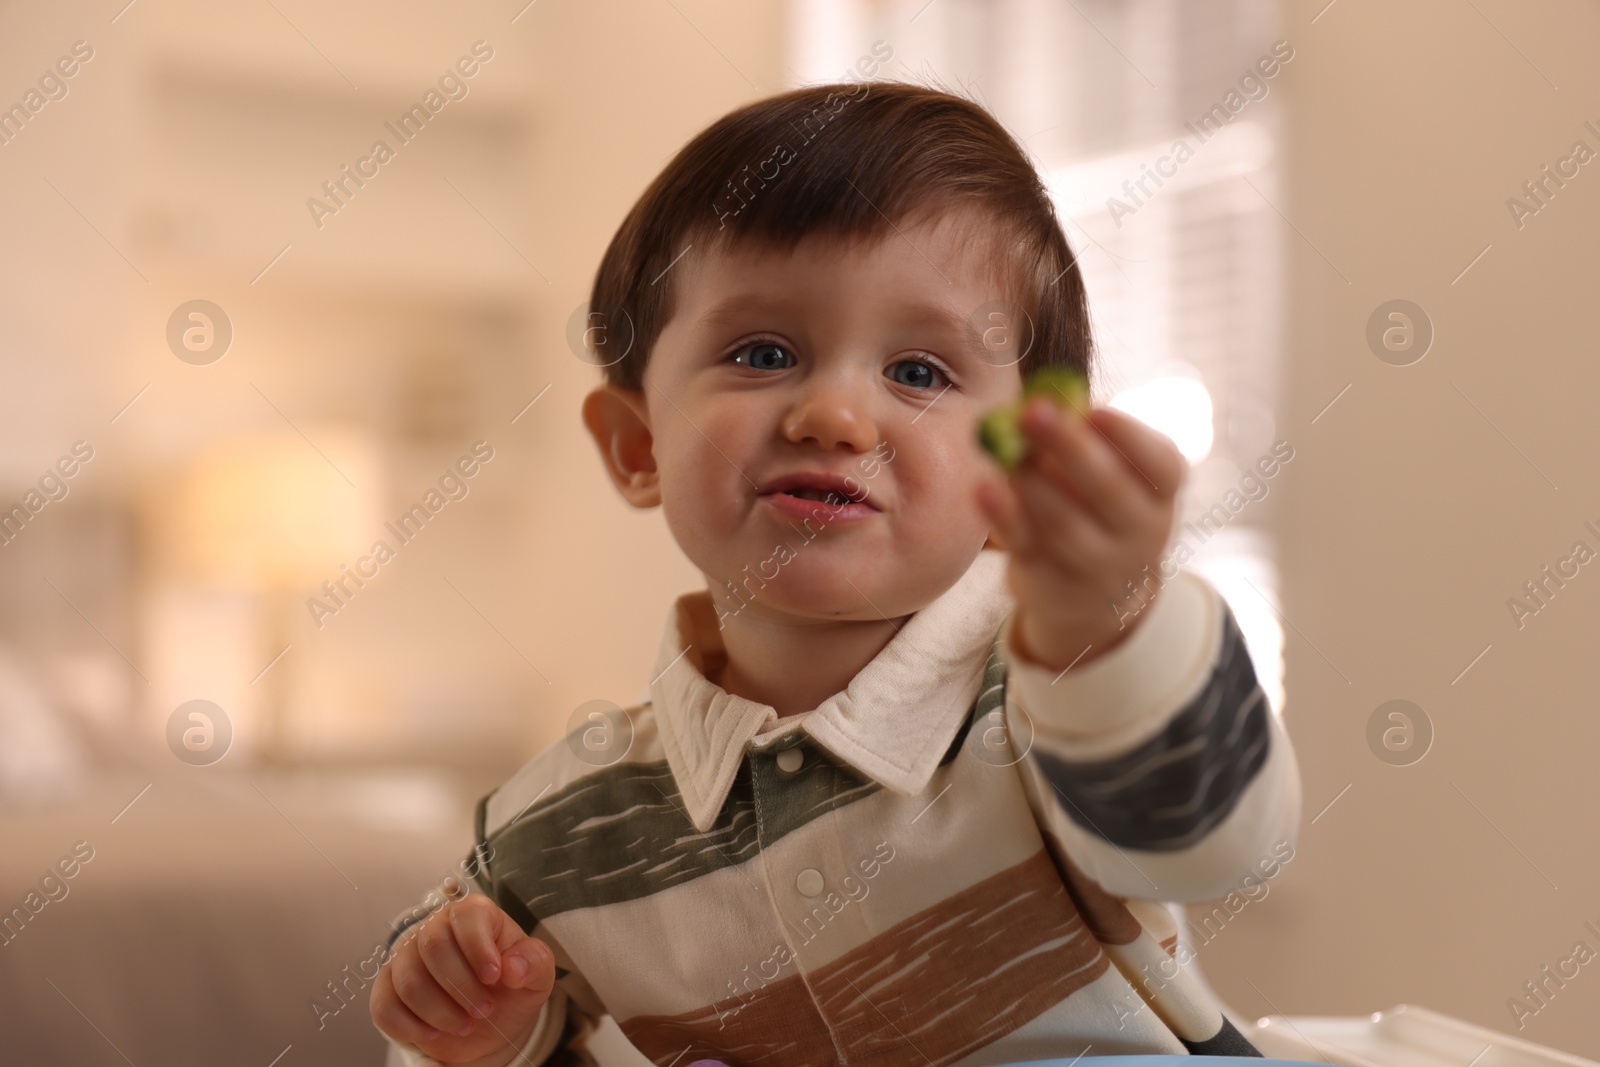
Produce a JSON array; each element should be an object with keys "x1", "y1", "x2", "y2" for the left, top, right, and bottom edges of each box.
[
  {"x1": 757, "y1": 471, "x2": 880, "y2": 521},
  {"x1": 777, "y1": 487, "x2": 859, "y2": 506}
]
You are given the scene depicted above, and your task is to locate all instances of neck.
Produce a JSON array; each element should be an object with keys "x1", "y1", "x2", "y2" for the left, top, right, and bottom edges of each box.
[{"x1": 710, "y1": 608, "x2": 907, "y2": 718}]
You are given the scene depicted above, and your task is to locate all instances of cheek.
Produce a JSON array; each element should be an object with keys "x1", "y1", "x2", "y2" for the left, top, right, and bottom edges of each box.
[
  {"x1": 657, "y1": 410, "x2": 757, "y2": 520},
  {"x1": 898, "y1": 431, "x2": 980, "y2": 495},
  {"x1": 892, "y1": 435, "x2": 991, "y2": 529},
  {"x1": 882, "y1": 435, "x2": 998, "y2": 593}
]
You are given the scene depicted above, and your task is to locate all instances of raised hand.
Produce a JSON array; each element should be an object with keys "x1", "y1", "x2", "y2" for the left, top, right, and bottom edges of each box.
[{"x1": 976, "y1": 393, "x2": 1186, "y2": 672}]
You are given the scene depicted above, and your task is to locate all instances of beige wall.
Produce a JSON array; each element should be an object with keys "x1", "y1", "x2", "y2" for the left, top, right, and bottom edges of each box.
[{"x1": 1201, "y1": 1, "x2": 1600, "y2": 1058}]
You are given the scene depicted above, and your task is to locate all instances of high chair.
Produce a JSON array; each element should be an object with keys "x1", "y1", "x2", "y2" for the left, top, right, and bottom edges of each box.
[{"x1": 1165, "y1": 903, "x2": 1600, "y2": 1067}]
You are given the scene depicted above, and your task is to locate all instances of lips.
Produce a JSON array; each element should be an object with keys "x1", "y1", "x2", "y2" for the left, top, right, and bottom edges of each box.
[{"x1": 757, "y1": 470, "x2": 878, "y2": 510}]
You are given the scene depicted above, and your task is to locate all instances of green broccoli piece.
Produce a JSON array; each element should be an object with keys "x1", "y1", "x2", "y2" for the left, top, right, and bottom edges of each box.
[
  {"x1": 977, "y1": 407, "x2": 1027, "y2": 469},
  {"x1": 976, "y1": 366, "x2": 1089, "y2": 471},
  {"x1": 1022, "y1": 366, "x2": 1089, "y2": 410}
]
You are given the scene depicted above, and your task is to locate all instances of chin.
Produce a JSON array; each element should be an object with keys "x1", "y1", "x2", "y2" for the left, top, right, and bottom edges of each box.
[{"x1": 721, "y1": 557, "x2": 886, "y2": 619}]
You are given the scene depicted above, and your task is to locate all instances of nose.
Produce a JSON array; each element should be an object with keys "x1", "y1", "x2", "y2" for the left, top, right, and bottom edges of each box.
[{"x1": 779, "y1": 376, "x2": 878, "y2": 453}]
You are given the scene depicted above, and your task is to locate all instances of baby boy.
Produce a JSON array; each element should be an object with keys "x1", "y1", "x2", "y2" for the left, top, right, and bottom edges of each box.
[{"x1": 371, "y1": 78, "x2": 1301, "y2": 1067}]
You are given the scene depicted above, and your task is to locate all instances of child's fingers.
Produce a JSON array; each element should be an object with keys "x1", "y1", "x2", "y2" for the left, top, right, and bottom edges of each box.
[
  {"x1": 1019, "y1": 399, "x2": 1147, "y2": 535},
  {"x1": 370, "y1": 964, "x2": 442, "y2": 1047},
  {"x1": 449, "y1": 894, "x2": 511, "y2": 985},
  {"x1": 976, "y1": 477, "x2": 1031, "y2": 557},
  {"x1": 389, "y1": 945, "x2": 479, "y2": 1036},
  {"x1": 500, "y1": 937, "x2": 556, "y2": 993},
  {"x1": 1083, "y1": 406, "x2": 1187, "y2": 501},
  {"x1": 417, "y1": 912, "x2": 497, "y2": 1021},
  {"x1": 1010, "y1": 462, "x2": 1112, "y2": 574}
]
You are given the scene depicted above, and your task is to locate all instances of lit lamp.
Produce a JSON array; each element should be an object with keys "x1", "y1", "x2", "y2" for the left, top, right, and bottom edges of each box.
[{"x1": 166, "y1": 428, "x2": 380, "y2": 761}]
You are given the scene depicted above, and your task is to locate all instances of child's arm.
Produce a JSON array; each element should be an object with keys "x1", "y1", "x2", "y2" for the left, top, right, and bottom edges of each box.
[
  {"x1": 998, "y1": 567, "x2": 1302, "y2": 901},
  {"x1": 976, "y1": 394, "x2": 1301, "y2": 900}
]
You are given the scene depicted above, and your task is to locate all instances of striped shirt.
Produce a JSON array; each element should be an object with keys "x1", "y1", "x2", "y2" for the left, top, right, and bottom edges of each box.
[{"x1": 383, "y1": 548, "x2": 1302, "y2": 1066}]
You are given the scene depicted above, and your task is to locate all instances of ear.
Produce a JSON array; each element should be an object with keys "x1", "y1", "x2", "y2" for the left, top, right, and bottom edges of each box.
[{"x1": 581, "y1": 384, "x2": 660, "y2": 508}]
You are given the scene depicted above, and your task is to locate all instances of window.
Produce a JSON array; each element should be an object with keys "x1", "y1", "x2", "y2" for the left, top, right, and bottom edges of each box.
[{"x1": 788, "y1": 0, "x2": 1290, "y2": 713}]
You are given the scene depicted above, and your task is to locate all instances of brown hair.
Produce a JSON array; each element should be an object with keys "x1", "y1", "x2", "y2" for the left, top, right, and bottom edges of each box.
[{"x1": 585, "y1": 79, "x2": 1093, "y2": 393}]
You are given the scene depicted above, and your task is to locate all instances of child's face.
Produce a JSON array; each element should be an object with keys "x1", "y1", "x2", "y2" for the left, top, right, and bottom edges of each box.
[{"x1": 636, "y1": 204, "x2": 1024, "y2": 623}]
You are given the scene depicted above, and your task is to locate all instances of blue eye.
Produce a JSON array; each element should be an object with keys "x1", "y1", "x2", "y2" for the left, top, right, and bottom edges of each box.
[
  {"x1": 733, "y1": 341, "x2": 794, "y2": 371},
  {"x1": 728, "y1": 340, "x2": 952, "y2": 389},
  {"x1": 886, "y1": 359, "x2": 950, "y2": 390}
]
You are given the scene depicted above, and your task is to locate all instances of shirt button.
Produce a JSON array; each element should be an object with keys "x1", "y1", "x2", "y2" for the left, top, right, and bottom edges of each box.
[
  {"x1": 776, "y1": 748, "x2": 804, "y2": 773},
  {"x1": 795, "y1": 868, "x2": 824, "y2": 897}
]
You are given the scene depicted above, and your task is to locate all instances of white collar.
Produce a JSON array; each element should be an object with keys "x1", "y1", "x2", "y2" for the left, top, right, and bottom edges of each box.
[{"x1": 649, "y1": 549, "x2": 1012, "y2": 832}]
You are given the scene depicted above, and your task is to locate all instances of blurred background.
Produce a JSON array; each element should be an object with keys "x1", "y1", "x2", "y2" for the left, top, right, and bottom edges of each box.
[{"x1": 2, "y1": 0, "x2": 1598, "y2": 1063}]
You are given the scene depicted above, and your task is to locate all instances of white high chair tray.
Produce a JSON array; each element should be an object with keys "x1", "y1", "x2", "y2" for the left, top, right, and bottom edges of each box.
[{"x1": 1248, "y1": 1003, "x2": 1598, "y2": 1067}]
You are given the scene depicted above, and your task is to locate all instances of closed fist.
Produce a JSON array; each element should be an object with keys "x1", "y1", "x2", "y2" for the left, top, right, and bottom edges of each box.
[{"x1": 370, "y1": 892, "x2": 557, "y2": 1066}]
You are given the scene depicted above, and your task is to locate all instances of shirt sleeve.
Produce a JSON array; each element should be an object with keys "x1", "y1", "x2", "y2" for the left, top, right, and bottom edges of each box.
[
  {"x1": 378, "y1": 796, "x2": 608, "y2": 1067},
  {"x1": 999, "y1": 566, "x2": 1302, "y2": 902}
]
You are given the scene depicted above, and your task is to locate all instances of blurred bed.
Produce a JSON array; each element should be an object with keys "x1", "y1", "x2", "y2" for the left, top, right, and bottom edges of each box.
[{"x1": 0, "y1": 650, "x2": 482, "y2": 1067}]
